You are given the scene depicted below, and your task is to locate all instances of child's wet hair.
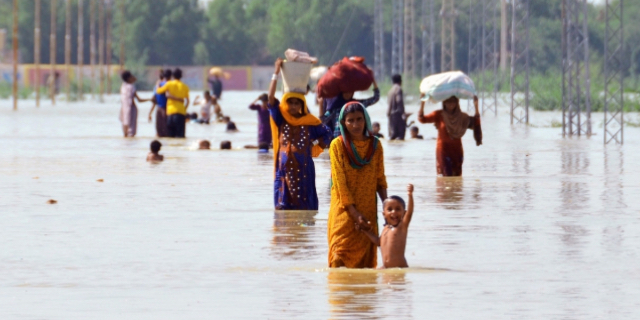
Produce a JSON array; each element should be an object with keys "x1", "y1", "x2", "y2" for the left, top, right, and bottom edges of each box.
[
  {"x1": 220, "y1": 140, "x2": 232, "y2": 150},
  {"x1": 121, "y1": 70, "x2": 133, "y2": 82},
  {"x1": 150, "y1": 140, "x2": 162, "y2": 153},
  {"x1": 173, "y1": 68, "x2": 182, "y2": 79},
  {"x1": 259, "y1": 93, "x2": 268, "y2": 102},
  {"x1": 411, "y1": 126, "x2": 419, "y2": 133},
  {"x1": 384, "y1": 195, "x2": 406, "y2": 209},
  {"x1": 372, "y1": 122, "x2": 380, "y2": 128}
]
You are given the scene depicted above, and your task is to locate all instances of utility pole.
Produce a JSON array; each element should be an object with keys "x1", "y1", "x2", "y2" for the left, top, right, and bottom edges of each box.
[
  {"x1": 90, "y1": 0, "x2": 96, "y2": 98},
  {"x1": 106, "y1": 1, "x2": 112, "y2": 94},
  {"x1": 391, "y1": 0, "x2": 404, "y2": 76},
  {"x1": 78, "y1": 0, "x2": 84, "y2": 100},
  {"x1": 404, "y1": 0, "x2": 416, "y2": 78},
  {"x1": 440, "y1": 0, "x2": 456, "y2": 72},
  {"x1": 12, "y1": 0, "x2": 18, "y2": 110},
  {"x1": 510, "y1": 0, "x2": 530, "y2": 124},
  {"x1": 604, "y1": 0, "x2": 624, "y2": 144},
  {"x1": 119, "y1": 0, "x2": 125, "y2": 71},
  {"x1": 99, "y1": 0, "x2": 104, "y2": 101},
  {"x1": 35, "y1": 0, "x2": 42, "y2": 107},
  {"x1": 500, "y1": 0, "x2": 508, "y2": 71},
  {"x1": 421, "y1": 0, "x2": 436, "y2": 76},
  {"x1": 50, "y1": 0, "x2": 57, "y2": 105},
  {"x1": 373, "y1": 0, "x2": 385, "y2": 79},
  {"x1": 65, "y1": 0, "x2": 71, "y2": 100}
]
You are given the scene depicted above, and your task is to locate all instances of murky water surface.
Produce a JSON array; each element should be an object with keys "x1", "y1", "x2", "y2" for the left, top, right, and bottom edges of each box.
[{"x1": 1, "y1": 92, "x2": 639, "y2": 319}]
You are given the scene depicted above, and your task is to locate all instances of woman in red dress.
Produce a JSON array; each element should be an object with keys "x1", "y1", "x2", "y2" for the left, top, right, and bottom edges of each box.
[{"x1": 417, "y1": 95, "x2": 482, "y2": 176}]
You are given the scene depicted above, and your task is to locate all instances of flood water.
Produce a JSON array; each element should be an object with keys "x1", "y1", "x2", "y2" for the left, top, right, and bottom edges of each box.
[{"x1": 1, "y1": 92, "x2": 639, "y2": 319}]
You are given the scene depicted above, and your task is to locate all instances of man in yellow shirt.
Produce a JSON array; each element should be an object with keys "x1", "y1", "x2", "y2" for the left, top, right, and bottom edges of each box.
[{"x1": 156, "y1": 68, "x2": 190, "y2": 138}]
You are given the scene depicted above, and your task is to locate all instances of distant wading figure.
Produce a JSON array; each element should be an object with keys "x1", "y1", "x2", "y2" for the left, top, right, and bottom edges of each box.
[
  {"x1": 119, "y1": 70, "x2": 149, "y2": 137},
  {"x1": 328, "y1": 102, "x2": 387, "y2": 268},
  {"x1": 268, "y1": 58, "x2": 332, "y2": 210},
  {"x1": 418, "y1": 95, "x2": 482, "y2": 176},
  {"x1": 387, "y1": 74, "x2": 409, "y2": 140},
  {"x1": 156, "y1": 68, "x2": 190, "y2": 138},
  {"x1": 148, "y1": 69, "x2": 171, "y2": 137}
]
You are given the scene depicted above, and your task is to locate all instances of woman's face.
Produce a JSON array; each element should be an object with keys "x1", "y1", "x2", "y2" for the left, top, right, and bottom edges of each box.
[
  {"x1": 344, "y1": 111, "x2": 365, "y2": 138},
  {"x1": 287, "y1": 98, "x2": 304, "y2": 117},
  {"x1": 443, "y1": 97, "x2": 458, "y2": 112}
]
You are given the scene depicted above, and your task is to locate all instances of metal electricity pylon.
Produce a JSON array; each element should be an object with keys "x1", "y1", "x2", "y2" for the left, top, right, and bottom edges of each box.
[
  {"x1": 404, "y1": 0, "x2": 416, "y2": 77},
  {"x1": 421, "y1": 0, "x2": 436, "y2": 76},
  {"x1": 374, "y1": 0, "x2": 385, "y2": 79},
  {"x1": 480, "y1": 0, "x2": 499, "y2": 116},
  {"x1": 440, "y1": 0, "x2": 456, "y2": 72},
  {"x1": 561, "y1": 0, "x2": 591, "y2": 136},
  {"x1": 391, "y1": 0, "x2": 404, "y2": 75},
  {"x1": 604, "y1": 0, "x2": 624, "y2": 144},
  {"x1": 467, "y1": 0, "x2": 482, "y2": 75},
  {"x1": 509, "y1": 0, "x2": 530, "y2": 124}
]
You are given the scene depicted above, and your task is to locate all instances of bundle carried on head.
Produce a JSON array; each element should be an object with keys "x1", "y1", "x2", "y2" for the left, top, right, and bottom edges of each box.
[
  {"x1": 419, "y1": 71, "x2": 476, "y2": 103},
  {"x1": 281, "y1": 49, "x2": 316, "y2": 94},
  {"x1": 317, "y1": 57, "x2": 374, "y2": 98},
  {"x1": 209, "y1": 67, "x2": 231, "y2": 79}
]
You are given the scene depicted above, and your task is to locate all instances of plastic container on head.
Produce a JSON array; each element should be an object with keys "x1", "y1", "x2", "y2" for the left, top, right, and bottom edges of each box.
[{"x1": 281, "y1": 61, "x2": 312, "y2": 94}]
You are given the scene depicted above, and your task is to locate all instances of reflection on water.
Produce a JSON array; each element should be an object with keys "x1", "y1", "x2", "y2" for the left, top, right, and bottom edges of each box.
[
  {"x1": 435, "y1": 177, "x2": 464, "y2": 207},
  {"x1": 602, "y1": 149, "x2": 626, "y2": 210},
  {"x1": 328, "y1": 271, "x2": 380, "y2": 319},
  {"x1": 559, "y1": 149, "x2": 591, "y2": 214},
  {"x1": 271, "y1": 210, "x2": 319, "y2": 260}
]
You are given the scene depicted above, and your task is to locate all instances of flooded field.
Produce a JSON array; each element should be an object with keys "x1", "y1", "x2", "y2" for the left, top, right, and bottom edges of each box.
[{"x1": 1, "y1": 92, "x2": 639, "y2": 319}]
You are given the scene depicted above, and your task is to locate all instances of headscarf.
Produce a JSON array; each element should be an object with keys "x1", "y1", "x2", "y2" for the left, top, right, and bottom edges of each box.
[
  {"x1": 337, "y1": 101, "x2": 379, "y2": 169},
  {"x1": 269, "y1": 92, "x2": 325, "y2": 171},
  {"x1": 441, "y1": 97, "x2": 471, "y2": 139}
]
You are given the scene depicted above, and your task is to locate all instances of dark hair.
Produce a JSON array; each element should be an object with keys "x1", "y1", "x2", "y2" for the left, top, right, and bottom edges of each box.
[
  {"x1": 189, "y1": 112, "x2": 198, "y2": 120},
  {"x1": 150, "y1": 140, "x2": 162, "y2": 153},
  {"x1": 163, "y1": 69, "x2": 172, "y2": 79},
  {"x1": 372, "y1": 121, "x2": 380, "y2": 128},
  {"x1": 220, "y1": 140, "x2": 232, "y2": 150},
  {"x1": 339, "y1": 102, "x2": 367, "y2": 135},
  {"x1": 204, "y1": 91, "x2": 210, "y2": 96},
  {"x1": 392, "y1": 74, "x2": 402, "y2": 84},
  {"x1": 410, "y1": 126, "x2": 419, "y2": 132},
  {"x1": 385, "y1": 195, "x2": 406, "y2": 209},
  {"x1": 121, "y1": 70, "x2": 133, "y2": 82},
  {"x1": 158, "y1": 69, "x2": 165, "y2": 80},
  {"x1": 258, "y1": 93, "x2": 268, "y2": 102},
  {"x1": 173, "y1": 68, "x2": 182, "y2": 79}
]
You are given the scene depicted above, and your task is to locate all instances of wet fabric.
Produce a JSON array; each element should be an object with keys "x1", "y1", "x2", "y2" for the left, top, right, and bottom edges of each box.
[
  {"x1": 268, "y1": 94, "x2": 332, "y2": 210},
  {"x1": 387, "y1": 84, "x2": 406, "y2": 140},
  {"x1": 155, "y1": 107, "x2": 168, "y2": 137},
  {"x1": 418, "y1": 110, "x2": 479, "y2": 176},
  {"x1": 119, "y1": 82, "x2": 137, "y2": 136},
  {"x1": 208, "y1": 76, "x2": 223, "y2": 98},
  {"x1": 249, "y1": 103, "x2": 273, "y2": 145},
  {"x1": 328, "y1": 138, "x2": 387, "y2": 268},
  {"x1": 167, "y1": 114, "x2": 186, "y2": 138}
]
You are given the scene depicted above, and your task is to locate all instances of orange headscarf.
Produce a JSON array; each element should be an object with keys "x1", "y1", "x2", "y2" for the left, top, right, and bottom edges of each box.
[{"x1": 270, "y1": 92, "x2": 325, "y2": 170}]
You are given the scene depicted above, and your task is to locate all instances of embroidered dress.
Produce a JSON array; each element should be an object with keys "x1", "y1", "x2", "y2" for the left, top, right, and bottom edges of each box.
[{"x1": 269, "y1": 93, "x2": 332, "y2": 210}]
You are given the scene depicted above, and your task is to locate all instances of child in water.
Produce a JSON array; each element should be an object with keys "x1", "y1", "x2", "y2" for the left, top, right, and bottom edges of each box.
[
  {"x1": 146, "y1": 140, "x2": 164, "y2": 162},
  {"x1": 358, "y1": 184, "x2": 414, "y2": 268}
]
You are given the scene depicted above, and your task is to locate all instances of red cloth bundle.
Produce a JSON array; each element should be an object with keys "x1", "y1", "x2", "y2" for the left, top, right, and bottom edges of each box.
[{"x1": 317, "y1": 57, "x2": 374, "y2": 98}]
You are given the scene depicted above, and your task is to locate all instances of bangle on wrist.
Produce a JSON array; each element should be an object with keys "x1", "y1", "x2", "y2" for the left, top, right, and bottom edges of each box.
[{"x1": 271, "y1": 73, "x2": 278, "y2": 81}]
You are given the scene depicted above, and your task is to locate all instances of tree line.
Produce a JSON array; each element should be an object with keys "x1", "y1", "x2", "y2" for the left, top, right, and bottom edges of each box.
[{"x1": 1, "y1": 0, "x2": 639, "y2": 80}]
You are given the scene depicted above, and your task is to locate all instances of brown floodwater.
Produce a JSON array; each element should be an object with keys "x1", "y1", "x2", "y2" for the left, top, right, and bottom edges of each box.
[{"x1": 1, "y1": 92, "x2": 639, "y2": 319}]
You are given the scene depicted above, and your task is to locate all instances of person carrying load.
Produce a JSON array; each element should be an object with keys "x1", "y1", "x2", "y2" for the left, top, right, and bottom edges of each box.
[
  {"x1": 317, "y1": 57, "x2": 380, "y2": 140},
  {"x1": 417, "y1": 71, "x2": 483, "y2": 176}
]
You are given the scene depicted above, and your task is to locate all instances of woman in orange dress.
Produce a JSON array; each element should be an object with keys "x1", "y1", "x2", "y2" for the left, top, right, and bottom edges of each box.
[
  {"x1": 328, "y1": 102, "x2": 387, "y2": 268},
  {"x1": 417, "y1": 95, "x2": 482, "y2": 176}
]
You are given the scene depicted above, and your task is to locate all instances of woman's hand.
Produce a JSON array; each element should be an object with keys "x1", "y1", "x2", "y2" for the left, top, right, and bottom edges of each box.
[
  {"x1": 348, "y1": 205, "x2": 371, "y2": 231},
  {"x1": 274, "y1": 58, "x2": 284, "y2": 75}
]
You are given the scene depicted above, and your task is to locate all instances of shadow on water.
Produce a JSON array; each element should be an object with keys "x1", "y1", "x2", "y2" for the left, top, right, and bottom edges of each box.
[{"x1": 271, "y1": 210, "x2": 320, "y2": 260}]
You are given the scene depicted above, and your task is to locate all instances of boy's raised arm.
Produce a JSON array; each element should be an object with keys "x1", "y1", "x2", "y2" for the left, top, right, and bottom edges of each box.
[{"x1": 403, "y1": 184, "x2": 414, "y2": 226}]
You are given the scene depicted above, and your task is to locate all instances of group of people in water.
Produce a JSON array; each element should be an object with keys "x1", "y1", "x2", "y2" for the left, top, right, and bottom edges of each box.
[{"x1": 123, "y1": 57, "x2": 482, "y2": 269}]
